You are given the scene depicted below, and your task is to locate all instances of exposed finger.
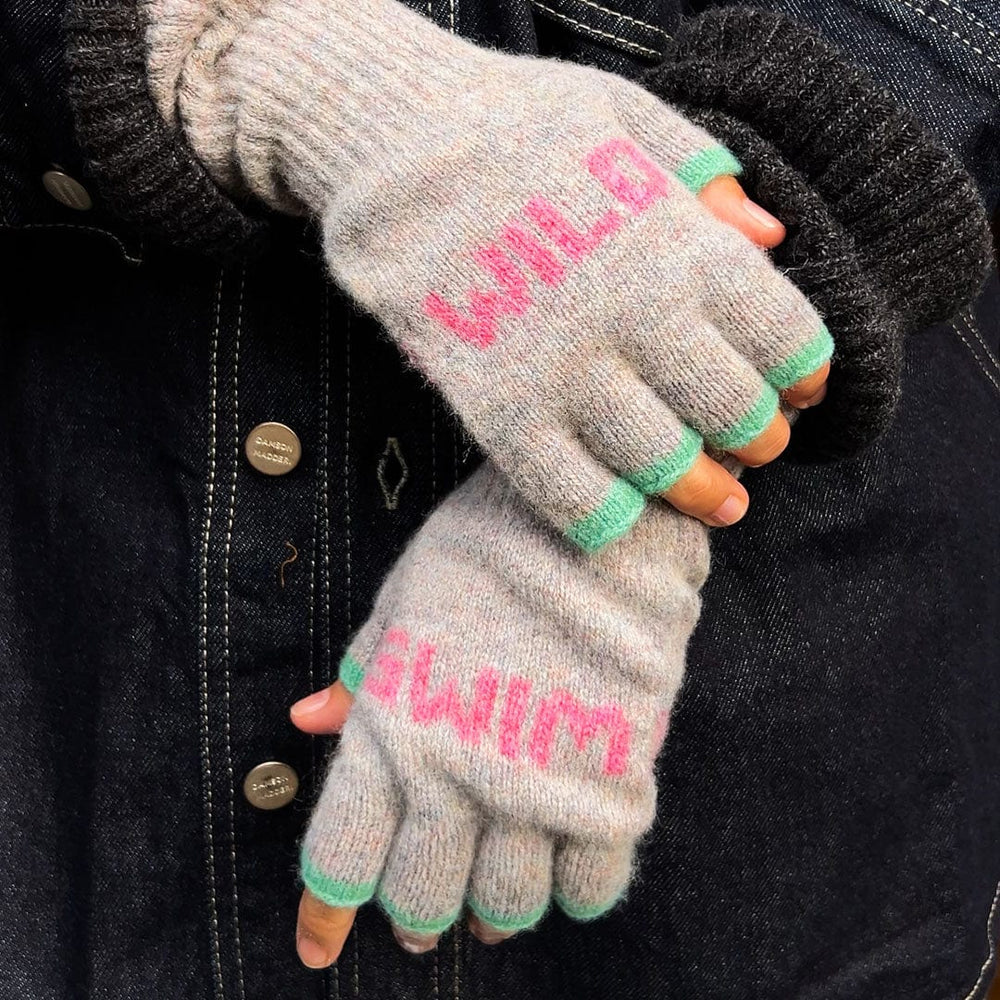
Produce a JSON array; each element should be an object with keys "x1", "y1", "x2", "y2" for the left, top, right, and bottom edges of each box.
[
  {"x1": 391, "y1": 925, "x2": 441, "y2": 955},
  {"x1": 467, "y1": 913, "x2": 516, "y2": 946},
  {"x1": 290, "y1": 680, "x2": 355, "y2": 735},
  {"x1": 727, "y1": 409, "x2": 791, "y2": 468},
  {"x1": 660, "y1": 450, "x2": 749, "y2": 528},
  {"x1": 297, "y1": 889, "x2": 356, "y2": 969},
  {"x1": 698, "y1": 174, "x2": 786, "y2": 249},
  {"x1": 782, "y1": 360, "x2": 831, "y2": 409}
]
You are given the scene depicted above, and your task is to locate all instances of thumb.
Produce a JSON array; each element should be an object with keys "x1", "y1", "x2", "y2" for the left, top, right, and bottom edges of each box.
[{"x1": 290, "y1": 681, "x2": 355, "y2": 735}]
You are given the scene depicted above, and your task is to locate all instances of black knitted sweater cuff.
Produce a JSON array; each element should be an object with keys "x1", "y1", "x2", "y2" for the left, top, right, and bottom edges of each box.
[{"x1": 64, "y1": 0, "x2": 268, "y2": 257}]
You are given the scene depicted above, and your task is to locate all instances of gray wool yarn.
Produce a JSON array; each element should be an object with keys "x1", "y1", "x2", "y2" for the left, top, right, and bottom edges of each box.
[{"x1": 141, "y1": 0, "x2": 832, "y2": 550}]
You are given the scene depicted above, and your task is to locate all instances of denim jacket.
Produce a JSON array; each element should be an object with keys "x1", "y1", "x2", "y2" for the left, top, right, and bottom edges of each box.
[{"x1": 0, "y1": 3, "x2": 998, "y2": 1000}]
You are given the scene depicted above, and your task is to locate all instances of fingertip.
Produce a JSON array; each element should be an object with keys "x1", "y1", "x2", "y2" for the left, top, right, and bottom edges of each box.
[
  {"x1": 290, "y1": 682, "x2": 354, "y2": 734},
  {"x1": 697, "y1": 175, "x2": 785, "y2": 248},
  {"x1": 782, "y1": 360, "x2": 831, "y2": 409},
  {"x1": 297, "y1": 891, "x2": 356, "y2": 969},
  {"x1": 730, "y1": 411, "x2": 790, "y2": 468}
]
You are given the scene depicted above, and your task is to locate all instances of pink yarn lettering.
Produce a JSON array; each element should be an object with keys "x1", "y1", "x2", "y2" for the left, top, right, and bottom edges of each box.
[
  {"x1": 363, "y1": 627, "x2": 411, "y2": 706},
  {"x1": 410, "y1": 652, "x2": 500, "y2": 746},
  {"x1": 528, "y1": 689, "x2": 632, "y2": 777},
  {"x1": 500, "y1": 222, "x2": 566, "y2": 286},
  {"x1": 423, "y1": 243, "x2": 531, "y2": 349},
  {"x1": 523, "y1": 196, "x2": 622, "y2": 264},
  {"x1": 498, "y1": 676, "x2": 532, "y2": 759},
  {"x1": 587, "y1": 137, "x2": 670, "y2": 214}
]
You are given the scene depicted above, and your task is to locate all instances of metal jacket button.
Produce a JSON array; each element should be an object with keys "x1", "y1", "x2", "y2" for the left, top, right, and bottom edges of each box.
[
  {"x1": 243, "y1": 762, "x2": 299, "y2": 810},
  {"x1": 245, "y1": 422, "x2": 301, "y2": 475},
  {"x1": 42, "y1": 169, "x2": 93, "y2": 210}
]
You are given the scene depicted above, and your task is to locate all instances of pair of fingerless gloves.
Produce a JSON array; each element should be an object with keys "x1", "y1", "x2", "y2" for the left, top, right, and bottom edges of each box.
[{"x1": 130, "y1": 0, "x2": 990, "y2": 938}]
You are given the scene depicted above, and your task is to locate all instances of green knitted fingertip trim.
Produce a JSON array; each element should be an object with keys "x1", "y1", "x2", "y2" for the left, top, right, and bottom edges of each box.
[
  {"x1": 553, "y1": 887, "x2": 625, "y2": 922},
  {"x1": 564, "y1": 479, "x2": 645, "y2": 554},
  {"x1": 338, "y1": 653, "x2": 366, "y2": 695},
  {"x1": 300, "y1": 852, "x2": 377, "y2": 908},
  {"x1": 466, "y1": 896, "x2": 550, "y2": 933},
  {"x1": 377, "y1": 889, "x2": 461, "y2": 936},
  {"x1": 627, "y1": 426, "x2": 702, "y2": 495},
  {"x1": 765, "y1": 325, "x2": 835, "y2": 390},
  {"x1": 674, "y1": 145, "x2": 743, "y2": 193},
  {"x1": 706, "y1": 385, "x2": 780, "y2": 451}
]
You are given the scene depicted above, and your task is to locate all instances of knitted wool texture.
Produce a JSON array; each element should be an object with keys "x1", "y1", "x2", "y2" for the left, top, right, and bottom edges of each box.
[
  {"x1": 646, "y1": 7, "x2": 993, "y2": 460},
  {"x1": 141, "y1": 0, "x2": 832, "y2": 551},
  {"x1": 302, "y1": 462, "x2": 709, "y2": 934}
]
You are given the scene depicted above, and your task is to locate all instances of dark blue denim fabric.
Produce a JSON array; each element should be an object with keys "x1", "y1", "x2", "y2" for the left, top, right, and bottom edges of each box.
[{"x1": 0, "y1": 2, "x2": 998, "y2": 999}]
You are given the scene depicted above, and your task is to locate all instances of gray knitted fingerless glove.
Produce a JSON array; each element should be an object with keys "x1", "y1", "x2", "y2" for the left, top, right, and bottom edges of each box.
[
  {"x1": 143, "y1": 0, "x2": 832, "y2": 551},
  {"x1": 646, "y1": 6, "x2": 993, "y2": 460},
  {"x1": 301, "y1": 463, "x2": 708, "y2": 935}
]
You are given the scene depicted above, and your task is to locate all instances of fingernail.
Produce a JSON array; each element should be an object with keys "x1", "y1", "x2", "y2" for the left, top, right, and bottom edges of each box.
[
  {"x1": 801, "y1": 384, "x2": 828, "y2": 408},
  {"x1": 291, "y1": 688, "x2": 331, "y2": 716},
  {"x1": 391, "y1": 925, "x2": 439, "y2": 955},
  {"x1": 742, "y1": 198, "x2": 783, "y2": 230},
  {"x1": 297, "y1": 934, "x2": 331, "y2": 969},
  {"x1": 707, "y1": 494, "x2": 748, "y2": 527}
]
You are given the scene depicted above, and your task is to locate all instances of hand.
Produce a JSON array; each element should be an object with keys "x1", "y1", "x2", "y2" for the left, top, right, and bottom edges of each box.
[
  {"x1": 286, "y1": 175, "x2": 828, "y2": 968},
  {"x1": 151, "y1": 0, "x2": 831, "y2": 544},
  {"x1": 292, "y1": 463, "x2": 712, "y2": 963}
]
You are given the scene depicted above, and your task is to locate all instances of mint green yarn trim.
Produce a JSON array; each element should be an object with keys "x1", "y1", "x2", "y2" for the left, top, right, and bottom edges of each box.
[
  {"x1": 466, "y1": 895, "x2": 550, "y2": 932},
  {"x1": 706, "y1": 385, "x2": 779, "y2": 451},
  {"x1": 564, "y1": 478, "x2": 645, "y2": 554},
  {"x1": 338, "y1": 653, "x2": 365, "y2": 694},
  {"x1": 627, "y1": 426, "x2": 702, "y2": 495},
  {"x1": 300, "y1": 852, "x2": 377, "y2": 908},
  {"x1": 377, "y1": 889, "x2": 460, "y2": 935},
  {"x1": 553, "y1": 888, "x2": 624, "y2": 922},
  {"x1": 674, "y1": 145, "x2": 743, "y2": 193},
  {"x1": 765, "y1": 325, "x2": 835, "y2": 390}
]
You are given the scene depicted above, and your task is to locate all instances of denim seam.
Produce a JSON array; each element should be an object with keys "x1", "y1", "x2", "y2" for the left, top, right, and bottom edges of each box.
[
  {"x1": 959, "y1": 307, "x2": 1000, "y2": 376},
  {"x1": 893, "y1": 0, "x2": 1000, "y2": 69},
  {"x1": 930, "y1": 0, "x2": 999, "y2": 43},
  {"x1": 318, "y1": 288, "x2": 339, "y2": 1000},
  {"x1": 560, "y1": 0, "x2": 670, "y2": 38},
  {"x1": 341, "y1": 304, "x2": 360, "y2": 999},
  {"x1": 199, "y1": 269, "x2": 226, "y2": 1000},
  {"x1": 960, "y1": 877, "x2": 1000, "y2": 1000},
  {"x1": 952, "y1": 321, "x2": 1000, "y2": 396},
  {"x1": 529, "y1": 1, "x2": 661, "y2": 57},
  {"x1": 13, "y1": 223, "x2": 143, "y2": 265},
  {"x1": 221, "y1": 267, "x2": 248, "y2": 1000}
]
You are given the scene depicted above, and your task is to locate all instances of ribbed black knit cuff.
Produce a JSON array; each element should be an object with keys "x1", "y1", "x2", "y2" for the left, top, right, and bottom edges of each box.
[
  {"x1": 65, "y1": 0, "x2": 269, "y2": 257},
  {"x1": 650, "y1": 5, "x2": 992, "y2": 330},
  {"x1": 646, "y1": 6, "x2": 992, "y2": 461}
]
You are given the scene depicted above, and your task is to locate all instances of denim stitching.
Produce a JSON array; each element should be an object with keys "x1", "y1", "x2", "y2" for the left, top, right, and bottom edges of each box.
[
  {"x1": 930, "y1": 0, "x2": 1000, "y2": 42},
  {"x1": 961, "y1": 878, "x2": 1000, "y2": 1000},
  {"x1": 14, "y1": 223, "x2": 143, "y2": 265},
  {"x1": 892, "y1": 0, "x2": 1000, "y2": 69},
  {"x1": 341, "y1": 305, "x2": 359, "y2": 999},
  {"x1": 959, "y1": 308, "x2": 1000, "y2": 376},
  {"x1": 321, "y1": 287, "x2": 339, "y2": 1000},
  {"x1": 221, "y1": 266, "x2": 248, "y2": 1000},
  {"x1": 453, "y1": 927, "x2": 461, "y2": 1000},
  {"x1": 529, "y1": 1, "x2": 661, "y2": 57},
  {"x1": 952, "y1": 320, "x2": 1000, "y2": 395},
  {"x1": 199, "y1": 269, "x2": 226, "y2": 1000},
  {"x1": 560, "y1": 0, "x2": 669, "y2": 38}
]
